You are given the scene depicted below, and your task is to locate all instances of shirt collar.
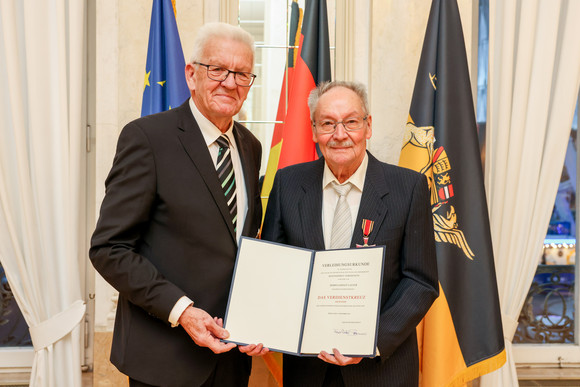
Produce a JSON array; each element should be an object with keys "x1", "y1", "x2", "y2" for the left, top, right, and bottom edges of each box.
[
  {"x1": 323, "y1": 152, "x2": 368, "y2": 192},
  {"x1": 189, "y1": 98, "x2": 236, "y2": 149}
]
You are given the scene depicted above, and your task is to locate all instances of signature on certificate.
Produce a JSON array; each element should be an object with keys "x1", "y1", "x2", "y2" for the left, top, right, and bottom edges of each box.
[{"x1": 333, "y1": 328, "x2": 367, "y2": 336}]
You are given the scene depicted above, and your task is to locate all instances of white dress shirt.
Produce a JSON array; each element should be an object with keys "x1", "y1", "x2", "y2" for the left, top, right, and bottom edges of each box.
[{"x1": 321, "y1": 153, "x2": 368, "y2": 249}]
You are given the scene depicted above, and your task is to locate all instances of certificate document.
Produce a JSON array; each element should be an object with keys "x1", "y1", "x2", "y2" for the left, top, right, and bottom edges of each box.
[{"x1": 223, "y1": 237, "x2": 385, "y2": 357}]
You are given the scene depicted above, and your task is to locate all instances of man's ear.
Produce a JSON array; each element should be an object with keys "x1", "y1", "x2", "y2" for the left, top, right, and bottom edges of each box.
[
  {"x1": 311, "y1": 122, "x2": 319, "y2": 143},
  {"x1": 185, "y1": 63, "x2": 196, "y2": 91},
  {"x1": 365, "y1": 114, "x2": 372, "y2": 140}
]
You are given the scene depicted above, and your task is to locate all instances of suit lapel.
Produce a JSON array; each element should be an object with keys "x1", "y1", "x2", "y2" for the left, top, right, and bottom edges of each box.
[
  {"x1": 298, "y1": 159, "x2": 326, "y2": 251},
  {"x1": 233, "y1": 123, "x2": 258, "y2": 238},
  {"x1": 176, "y1": 104, "x2": 236, "y2": 242},
  {"x1": 352, "y1": 153, "x2": 389, "y2": 247}
]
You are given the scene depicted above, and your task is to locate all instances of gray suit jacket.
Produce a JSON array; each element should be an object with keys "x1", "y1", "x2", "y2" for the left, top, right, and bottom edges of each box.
[
  {"x1": 90, "y1": 100, "x2": 262, "y2": 386},
  {"x1": 261, "y1": 152, "x2": 438, "y2": 387}
]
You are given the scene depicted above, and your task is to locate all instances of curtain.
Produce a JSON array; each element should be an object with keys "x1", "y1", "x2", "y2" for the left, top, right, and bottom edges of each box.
[
  {"x1": 481, "y1": 0, "x2": 580, "y2": 385},
  {"x1": 0, "y1": 1, "x2": 86, "y2": 386}
]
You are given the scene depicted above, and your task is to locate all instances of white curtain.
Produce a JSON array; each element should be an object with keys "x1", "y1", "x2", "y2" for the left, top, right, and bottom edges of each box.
[
  {"x1": 0, "y1": 1, "x2": 86, "y2": 386},
  {"x1": 481, "y1": 0, "x2": 580, "y2": 386}
]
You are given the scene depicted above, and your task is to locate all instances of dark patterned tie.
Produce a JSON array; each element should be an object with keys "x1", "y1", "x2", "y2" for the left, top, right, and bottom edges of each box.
[{"x1": 216, "y1": 135, "x2": 237, "y2": 232}]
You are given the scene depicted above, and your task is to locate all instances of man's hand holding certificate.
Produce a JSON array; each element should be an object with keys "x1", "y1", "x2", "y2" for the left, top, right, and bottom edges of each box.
[{"x1": 223, "y1": 237, "x2": 385, "y2": 357}]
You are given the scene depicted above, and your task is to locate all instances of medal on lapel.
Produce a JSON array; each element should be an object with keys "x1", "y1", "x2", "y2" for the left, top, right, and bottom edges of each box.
[{"x1": 356, "y1": 219, "x2": 375, "y2": 247}]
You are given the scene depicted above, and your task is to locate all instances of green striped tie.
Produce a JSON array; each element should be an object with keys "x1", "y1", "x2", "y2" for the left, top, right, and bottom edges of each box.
[{"x1": 216, "y1": 135, "x2": 237, "y2": 232}]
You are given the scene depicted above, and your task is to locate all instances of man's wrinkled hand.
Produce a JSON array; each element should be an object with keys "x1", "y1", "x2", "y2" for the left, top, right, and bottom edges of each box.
[
  {"x1": 318, "y1": 348, "x2": 363, "y2": 366},
  {"x1": 178, "y1": 306, "x2": 236, "y2": 354},
  {"x1": 212, "y1": 317, "x2": 269, "y2": 357},
  {"x1": 239, "y1": 343, "x2": 269, "y2": 357}
]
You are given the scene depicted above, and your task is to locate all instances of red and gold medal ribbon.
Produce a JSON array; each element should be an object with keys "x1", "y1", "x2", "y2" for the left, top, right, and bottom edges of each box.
[{"x1": 361, "y1": 219, "x2": 374, "y2": 238}]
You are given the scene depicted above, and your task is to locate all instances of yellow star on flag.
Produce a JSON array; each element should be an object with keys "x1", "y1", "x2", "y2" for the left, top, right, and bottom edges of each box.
[
  {"x1": 157, "y1": 80, "x2": 166, "y2": 87},
  {"x1": 144, "y1": 71, "x2": 151, "y2": 89}
]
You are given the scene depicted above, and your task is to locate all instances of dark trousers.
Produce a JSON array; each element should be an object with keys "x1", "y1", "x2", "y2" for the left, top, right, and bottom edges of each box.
[
  {"x1": 129, "y1": 351, "x2": 250, "y2": 387},
  {"x1": 322, "y1": 365, "x2": 346, "y2": 387}
]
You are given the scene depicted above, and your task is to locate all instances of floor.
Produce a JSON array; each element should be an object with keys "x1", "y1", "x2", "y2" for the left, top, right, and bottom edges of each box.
[
  {"x1": 82, "y1": 371, "x2": 92, "y2": 387},
  {"x1": 82, "y1": 355, "x2": 276, "y2": 387},
  {"x1": 79, "y1": 377, "x2": 580, "y2": 387},
  {"x1": 3, "y1": 372, "x2": 580, "y2": 386},
  {"x1": 0, "y1": 372, "x2": 94, "y2": 387},
  {"x1": 520, "y1": 382, "x2": 580, "y2": 386}
]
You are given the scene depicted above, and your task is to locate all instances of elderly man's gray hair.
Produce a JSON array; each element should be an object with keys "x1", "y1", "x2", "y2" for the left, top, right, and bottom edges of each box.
[
  {"x1": 307, "y1": 81, "x2": 370, "y2": 120},
  {"x1": 189, "y1": 22, "x2": 255, "y2": 67}
]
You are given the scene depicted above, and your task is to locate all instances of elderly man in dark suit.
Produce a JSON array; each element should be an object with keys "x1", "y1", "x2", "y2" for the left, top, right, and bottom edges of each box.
[
  {"x1": 89, "y1": 22, "x2": 267, "y2": 387},
  {"x1": 262, "y1": 81, "x2": 439, "y2": 387}
]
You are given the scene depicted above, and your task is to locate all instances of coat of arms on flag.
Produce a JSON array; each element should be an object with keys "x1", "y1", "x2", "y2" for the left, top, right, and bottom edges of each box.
[{"x1": 398, "y1": 0, "x2": 505, "y2": 385}]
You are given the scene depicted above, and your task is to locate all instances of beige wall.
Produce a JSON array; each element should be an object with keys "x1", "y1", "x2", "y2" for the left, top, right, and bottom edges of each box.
[{"x1": 367, "y1": 0, "x2": 477, "y2": 164}]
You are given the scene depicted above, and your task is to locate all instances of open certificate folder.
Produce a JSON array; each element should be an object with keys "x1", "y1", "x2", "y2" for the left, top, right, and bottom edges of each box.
[{"x1": 223, "y1": 237, "x2": 385, "y2": 357}]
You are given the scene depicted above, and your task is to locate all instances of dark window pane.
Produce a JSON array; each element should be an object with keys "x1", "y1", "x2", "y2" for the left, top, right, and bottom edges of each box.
[
  {"x1": 0, "y1": 264, "x2": 32, "y2": 347},
  {"x1": 515, "y1": 265, "x2": 574, "y2": 344}
]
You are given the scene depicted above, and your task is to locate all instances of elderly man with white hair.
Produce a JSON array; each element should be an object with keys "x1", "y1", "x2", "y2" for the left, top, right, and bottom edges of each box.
[
  {"x1": 90, "y1": 22, "x2": 266, "y2": 387},
  {"x1": 262, "y1": 81, "x2": 439, "y2": 387}
]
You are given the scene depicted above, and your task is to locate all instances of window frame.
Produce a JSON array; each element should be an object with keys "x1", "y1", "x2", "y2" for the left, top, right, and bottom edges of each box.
[{"x1": 511, "y1": 51, "x2": 580, "y2": 372}]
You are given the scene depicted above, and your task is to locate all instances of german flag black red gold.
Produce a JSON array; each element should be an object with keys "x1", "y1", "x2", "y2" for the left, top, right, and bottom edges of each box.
[
  {"x1": 277, "y1": 0, "x2": 331, "y2": 169},
  {"x1": 398, "y1": 0, "x2": 506, "y2": 385},
  {"x1": 260, "y1": 0, "x2": 302, "y2": 221},
  {"x1": 260, "y1": 0, "x2": 331, "y2": 217}
]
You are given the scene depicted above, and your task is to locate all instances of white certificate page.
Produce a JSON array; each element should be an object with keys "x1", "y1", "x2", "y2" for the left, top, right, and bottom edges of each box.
[
  {"x1": 224, "y1": 238, "x2": 313, "y2": 354},
  {"x1": 299, "y1": 247, "x2": 384, "y2": 356}
]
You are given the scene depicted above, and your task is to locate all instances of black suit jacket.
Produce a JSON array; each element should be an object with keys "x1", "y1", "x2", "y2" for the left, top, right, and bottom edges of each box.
[
  {"x1": 261, "y1": 153, "x2": 438, "y2": 387},
  {"x1": 89, "y1": 101, "x2": 262, "y2": 386}
]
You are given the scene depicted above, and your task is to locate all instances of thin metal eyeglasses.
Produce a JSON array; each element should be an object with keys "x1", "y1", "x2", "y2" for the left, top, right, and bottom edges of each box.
[
  {"x1": 194, "y1": 62, "x2": 257, "y2": 87},
  {"x1": 314, "y1": 116, "x2": 368, "y2": 134}
]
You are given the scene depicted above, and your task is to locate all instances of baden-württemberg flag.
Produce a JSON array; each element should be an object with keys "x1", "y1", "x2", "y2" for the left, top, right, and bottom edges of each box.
[
  {"x1": 398, "y1": 0, "x2": 506, "y2": 385},
  {"x1": 141, "y1": 0, "x2": 189, "y2": 117}
]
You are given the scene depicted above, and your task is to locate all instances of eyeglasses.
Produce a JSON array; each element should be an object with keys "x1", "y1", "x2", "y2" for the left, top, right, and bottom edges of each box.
[
  {"x1": 194, "y1": 62, "x2": 257, "y2": 87},
  {"x1": 314, "y1": 116, "x2": 368, "y2": 134}
]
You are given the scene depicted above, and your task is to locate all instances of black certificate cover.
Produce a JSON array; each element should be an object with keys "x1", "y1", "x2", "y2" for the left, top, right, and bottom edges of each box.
[{"x1": 223, "y1": 237, "x2": 385, "y2": 357}]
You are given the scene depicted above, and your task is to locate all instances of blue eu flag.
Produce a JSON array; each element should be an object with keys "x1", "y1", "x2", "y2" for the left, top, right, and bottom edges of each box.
[{"x1": 141, "y1": 0, "x2": 190, "y2": 117}]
